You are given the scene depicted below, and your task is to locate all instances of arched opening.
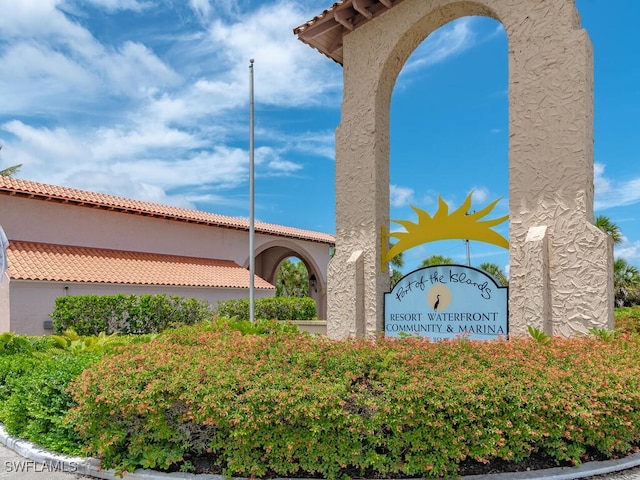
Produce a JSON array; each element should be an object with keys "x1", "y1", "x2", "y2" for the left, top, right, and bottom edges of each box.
[
  {"x1": 253, "y1": 242, "x2": 326, "y2": 319},
  {"x1": 389, "y1": 15, "x2": 509, "y2": 279},
  {"x1": 297, "y1": 0, "x2": 611, "y2": 337}
]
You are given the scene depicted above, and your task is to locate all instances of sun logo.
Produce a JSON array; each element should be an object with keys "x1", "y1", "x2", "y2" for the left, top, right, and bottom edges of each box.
[{"x1": 383, "y1": 192, "x2": 509, "y2": 264}]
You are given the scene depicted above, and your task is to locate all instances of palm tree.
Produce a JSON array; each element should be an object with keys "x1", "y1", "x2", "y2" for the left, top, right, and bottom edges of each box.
[
  {"x1": 613, "y1": 258, "x2": 640, "y2": 307},
  {"x1": 389, "y1": 250, "x2": 404, "y2": 289},
  {"x1": 421, "y1": 255, "x2": 453, "y2": 267},
  {"x1": 0, "y1": 165, "x2": 22, "y2": 177},
  {"x1": 594, "y1": 216, "x2": 640, "y2": 305},
  {"x1": 595, "y1": 215, "x2": 623, "y2": 245},
  {"x1": 276, "y1": 259, "x2": 310, "y2": 297},
  {"x1": 0, "y1": 146, "x2": 22, "y2": 177},
  {"x1": 479, "y1": 262, "x2": 509, "y2": 286}
]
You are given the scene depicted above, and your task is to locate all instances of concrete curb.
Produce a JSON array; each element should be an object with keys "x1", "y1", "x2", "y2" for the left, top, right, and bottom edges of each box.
[{"x1": 2, "y1": 425, "x2": 640, "y2": 480}]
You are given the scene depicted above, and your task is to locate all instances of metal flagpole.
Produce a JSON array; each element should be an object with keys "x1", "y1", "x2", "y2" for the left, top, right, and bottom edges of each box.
[
  {"x1": 465, "y1": 239, "x2": 471, "y2": 267},
  {"x1": 249, "y1": 59, "x2": 255, "y2": 322}
]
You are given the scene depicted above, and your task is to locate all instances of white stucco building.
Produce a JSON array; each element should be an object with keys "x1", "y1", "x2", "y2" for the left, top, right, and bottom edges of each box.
[{"x1": 0, "y1": 177, "x2": 333, "y2": 335}]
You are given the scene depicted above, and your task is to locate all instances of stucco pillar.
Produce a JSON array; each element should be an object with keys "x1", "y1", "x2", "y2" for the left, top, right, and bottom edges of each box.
[
  {"x1": 327, "y1": 250, "x2": 364, "y2": 338},
  {"x1": 327, "y1": 41, "x2": 393, "y2": 338},
  {"x1": 523, "y1": 226, "x2": 551, "y2": 334},
  {"x1": 508, "y1": 28, "x2": 613, "y2": 335}
]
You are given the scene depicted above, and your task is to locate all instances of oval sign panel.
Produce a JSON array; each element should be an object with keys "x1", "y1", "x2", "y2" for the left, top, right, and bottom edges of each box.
[{"x1": 384, "y1": 265, "x2": 508, "y2": 342}]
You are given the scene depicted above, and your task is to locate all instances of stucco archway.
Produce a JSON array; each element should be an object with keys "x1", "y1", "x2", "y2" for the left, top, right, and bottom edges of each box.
[
  {"x1": 248, "y1": 239, "x2": 327, "y2": 320},
  {"x1": 296, "y1": 0, "x2": 613, "y2": 338}
]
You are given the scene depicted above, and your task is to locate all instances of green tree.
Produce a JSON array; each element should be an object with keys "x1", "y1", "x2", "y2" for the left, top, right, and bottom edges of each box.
[
  {"x1": 0, "y1": 146, "x2": 22, "y2": 177},
  {"x1": 421, "y1": 255, "x2": 453, "y2": 267},
  {"x1": 276, "y1": 259, "x2": 310, "y2": 297},
  {"x1": 595, "y1": 215, "x2": 623, "y2": 245},
  {"x1": 479, "y1": 262, "x2": 509, "y2": 286},
  {"x1": 389, "y1": 250, "x2": 404, "y2": 289},
  {"x1": 613, "y1": 258, "x2": 640, "y2": 307},
  {"x1": 594, "y1": 216, "x2": 640, "y2": 306}
]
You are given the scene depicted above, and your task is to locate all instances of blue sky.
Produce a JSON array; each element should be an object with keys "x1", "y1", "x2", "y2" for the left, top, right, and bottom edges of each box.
[{"x1": 0, "y1": 0, "x2": 638, "y2": 275}]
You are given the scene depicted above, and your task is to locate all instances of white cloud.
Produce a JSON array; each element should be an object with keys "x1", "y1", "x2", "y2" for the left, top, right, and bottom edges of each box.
[
  {"x1": 190, "y1": 0, "x2": 244, "y2": 20},
  {"x1": 402, "y1": 17, "x2": 476, "y2": 74},
  {"x1": 0, "y1": 118, "x2": 249, "y2": 203},
  {"x1": 255, "y1": 146, "x2": 303, "y2": 175},
  {"x1": 110, "y1": 148, "x2": 249, "y2": 191},
  {"x1": 66, "y1": 169, "x2": 194, "y2": 206},
  {"x1": 268, "y1": 159, "x2": 302, "y2": 173},
  {"x1": 1, "y1": 121, "x2": 90, "y2": 169},
  {"x1": 272, "y1": 130, "x2": 335, "y2": 161},
  {"x1": 0, "y1": 0, "x2": 180, "y2": 117},
  {"x1": 390, "y1": 185, "x2": 414, "y2": 207},
  {"x1": 96, "y1": 41, "x2": 181, "y2": 98},
  {"x1": 594, "y1": 163, "x2": 611, "y2": 198},
  {"x1": 0, "y1": 44, "x2": 100, "y2": 113},
  {"x1": 0, "y1": 0, "x2": 343, "y2": 212},
  {"x1": 594, "y1": 162, "x2": 640, "y2": 210},
  {"x1": 190, "y1": 0, "x2": 212, "y2": 19},
  {"x1": 205, "y1": 1, "x2": 342, "y2": 107},
  {"x1": 69, "y1": 0, "x2": 152, "y2": 12},
  {"x1": 0, "y1": 0, "x2": 93, "y2": 44},
  {"x1": 91, "y1": 123, "x2": 200, "y2": 161},
  {"x1": 471, "y1": 187, "x2": 489, "y2": 204},
  {"x1": 615, "y1": 240, "x2": 640, "y2": 264}
]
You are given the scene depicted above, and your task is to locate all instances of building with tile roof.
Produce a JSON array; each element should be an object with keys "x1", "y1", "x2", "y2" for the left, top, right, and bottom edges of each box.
[{"x1": 0, "y1": 177, "x2": 334, "y2": 335}]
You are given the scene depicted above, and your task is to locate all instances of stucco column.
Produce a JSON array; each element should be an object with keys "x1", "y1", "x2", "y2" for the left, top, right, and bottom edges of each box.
[
  {"x1": 327, "y1": 40, "x2": 392, "y2": 339},
  {"x1": 508, "y1": 28, "x2": 613, "y2": 335}
]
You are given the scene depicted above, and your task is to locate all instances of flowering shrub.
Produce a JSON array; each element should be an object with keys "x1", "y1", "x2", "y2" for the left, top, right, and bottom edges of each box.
[
  {"x1": 615, "y1": 306, "x2": 640, "y2": 334},
  {"x1": 0, "y1": 319, "x2": 295, "y2": 460},
  {"x1": 66, "y1": 324, "x2": 640, "y2": 478}
]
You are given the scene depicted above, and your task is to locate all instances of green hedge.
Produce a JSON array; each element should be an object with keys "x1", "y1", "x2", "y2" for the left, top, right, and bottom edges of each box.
[
  {"x1": 50, "y1": 294, "x2": 213, "y2": 335},
  {"x1": 0, "y1": 353, "x2": 100, "y2": 455},
  {"x1": 67, "y1": 324, "x2": 640, "y2": 478},
  {"x1": 215, "y1": 296, "x2": 316, "y2": 321},
  {"x1": 0, "y1": 329, "x2": 160, "y2": 454}
]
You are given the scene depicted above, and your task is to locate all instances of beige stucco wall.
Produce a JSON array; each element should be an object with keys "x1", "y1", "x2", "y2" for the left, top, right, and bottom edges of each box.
[
  {"x1": 0, "y1": 194, "x2": 331, "y2": 333},
  {"x1": 328, "y1": 0, "x2": 613, "y2": 338},
  {"x1": 8, "y1": 280, "x2": 274, "y2": 336},
  {"x1": 1, "y1": 195, "x2": 330, "y2": 283},
  {"x1": 290, "y1": 320, "x2": 327, "y2": 336}
]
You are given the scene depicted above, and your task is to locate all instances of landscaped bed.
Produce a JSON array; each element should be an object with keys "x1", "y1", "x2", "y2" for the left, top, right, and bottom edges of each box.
[{"x1": 1, "y1": 313, "x2": 640, "y2": 479}]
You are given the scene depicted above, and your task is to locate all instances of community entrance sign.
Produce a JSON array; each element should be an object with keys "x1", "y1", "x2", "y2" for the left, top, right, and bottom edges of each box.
[
  {"x1": 295, "y1": 0, "x2": 614, "y2": 340},
  {"x1": 385, "y1": 265, "x2": 507, "y2": 341}
]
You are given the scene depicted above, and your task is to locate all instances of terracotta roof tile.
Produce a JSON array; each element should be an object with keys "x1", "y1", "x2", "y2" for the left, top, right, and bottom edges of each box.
[
  {"x1": 0, "y1": 177, "x2": 334, "y2": 245},
  {"x1": 293, "y1": 0, "x2": 406, "y2": 65},
  {"x1": 7, "y1": 241, "x2": 274, "y2": 289}
]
